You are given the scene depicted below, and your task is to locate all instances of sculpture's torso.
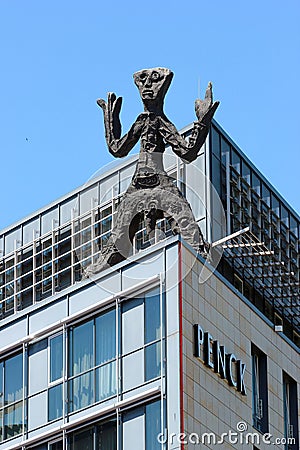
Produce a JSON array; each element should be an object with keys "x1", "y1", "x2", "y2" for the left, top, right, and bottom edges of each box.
[{"x1": 135, "y1": 114, "x2": 165, "y2": 183}]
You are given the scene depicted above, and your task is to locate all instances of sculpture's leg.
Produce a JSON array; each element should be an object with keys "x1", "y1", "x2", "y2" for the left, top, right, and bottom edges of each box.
[
  {"x1": 157, "y1": 176, "x2": 206, "y2": 253},
  {"x1": 84, "y1": 174, "x2": 208, "y2": 277}
]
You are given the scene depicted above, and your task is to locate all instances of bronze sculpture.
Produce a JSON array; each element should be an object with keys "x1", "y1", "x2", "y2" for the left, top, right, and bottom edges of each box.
[{"x1": 85, "y1": 68, "x2": 219, "y2": 275}]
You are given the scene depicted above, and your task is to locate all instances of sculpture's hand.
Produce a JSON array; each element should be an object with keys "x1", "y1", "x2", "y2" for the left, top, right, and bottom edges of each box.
[
  {"x1": 195, "y1": 82, "x2": 219, "y2": 126},
  {"x1": 97, "y1": 92, "x2": 122, "y2": 140}
]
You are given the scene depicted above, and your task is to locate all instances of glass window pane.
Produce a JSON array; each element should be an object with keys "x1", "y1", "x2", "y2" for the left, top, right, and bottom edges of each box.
[
  {"x1": 146, "y1": 401, "x2": 161, "y2": 450},
  {"x1": 5, "y1": 353, "x2": 23, "y2": 403},
  {"x1": 145, "y1": 289, "x2": 160, "y2": 344},
  {"x1": 96, "y1": 310, "x2": 116, "y2": 365},
  {"x1": 50, "y1": 334, "x2": 63, "y2": 382},
  {"x1": 120, "y1": 165, "x2": 135, "y2": 194},
  {"x1": 5, "y1": 228, "x2": 21, "y2": 255},
  {"x1": 0, "y1": 362, "x2": 3, "y2": 408},
  {"x1": 41, "y1": 208, "x2": 59, "y2": 235},
  {"x1": 23, "y1": 219, "x2": 40, "y2": 245},
  {"x1": 69, "y1": 372, "x2": 93, "y2": 412},
  {"x1": 60, "y1": 196, "x2": 77, "y2": 225},
  {"x1": 211, "y1": 126, "x2": 220, "y2": 159},
  {"x1": 48, "y1": 383, "x2": 63, "y2": 421},
  {"x1": 4, "y1": 401, "x2": 23, "y2": 439},
  {"x1": 80, "y1": 185, "x2": 98, "y2": 215},
  {"x1": 100, "y1": 174, "x2": 118, "y2": 204},
  {"x1": 49, "y1": 442, "x2": 63, "y2": 450},
  {"x1": 70, "y1": 320, "x2": 94, "y2": 376},
  {"x1": 71, "y1": 427, "x2": 93, "y2": 450},
  {"x1": 145, "y1": 342, "x2": 161, "y2": 381},
  {"x1": 231, "y1": 149, "x2": 241, "y2": 173},
  {"x1": 0, "y1": 409, "x2": 2, "y2": 442},
  {"x1": 97, "y1": 419, "x2": 117, "y2": 450},
  {"x1": 212, "y1": 155, "x2": 221, "y2": 195},
  {"x1": 221, "y1": 137, "x2": 230, "y2": 165},
  {"x1": 96, "y1": 362, "x2": 116, "y2": 402}
]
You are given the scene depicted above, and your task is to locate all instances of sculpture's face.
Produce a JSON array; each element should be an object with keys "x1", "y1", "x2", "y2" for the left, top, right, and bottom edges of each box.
[{"x1": 133, "y1": 68, "x2": 173, "y2": 103}]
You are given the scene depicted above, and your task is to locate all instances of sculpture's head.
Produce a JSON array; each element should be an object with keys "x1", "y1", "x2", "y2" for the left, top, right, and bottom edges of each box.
[{"x1": 133, "y1": 67, "x2": 173, "y2": 105}]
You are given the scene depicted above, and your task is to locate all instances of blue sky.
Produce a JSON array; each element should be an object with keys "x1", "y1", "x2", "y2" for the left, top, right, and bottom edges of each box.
[{"x1": 0, "y1": 0, "x2": 299, "y2": 230}]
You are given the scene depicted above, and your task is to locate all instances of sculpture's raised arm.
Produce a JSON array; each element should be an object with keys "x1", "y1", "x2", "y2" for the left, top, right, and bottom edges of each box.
[
  {"x1": 159, "y1": 82, "x2": 219, "y2": 163},
  {"x1": 97, "y1": 93, "x2": 145, "y2": 158}
]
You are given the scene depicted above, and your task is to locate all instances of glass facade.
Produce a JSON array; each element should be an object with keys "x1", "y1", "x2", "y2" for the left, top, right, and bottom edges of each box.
[
  {"x1": 0, "y1": 287, "x2": 164, "y2": 444},
  {"x1": 210, "y1": 123, "x2": 300, "y2": 344},
  {"x1": 68, "y1": 309, "x2": 116, "y2": 412}
]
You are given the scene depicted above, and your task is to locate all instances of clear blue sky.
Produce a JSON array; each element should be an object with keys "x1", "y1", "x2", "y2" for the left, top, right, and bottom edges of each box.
[{"x1": 0, "y1": 0, "x2": 299, "y2": 230}]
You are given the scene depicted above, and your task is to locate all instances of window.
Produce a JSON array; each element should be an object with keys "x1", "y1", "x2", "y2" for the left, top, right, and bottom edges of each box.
[
  {"x1": 145, "y1": 401, "x2": 161, "y2": 449},
  {"x1": 122, "y1": 400, "x2": 161, "y2": 450},
  {"x1": 48, "y1": 334, "x2": 63, "y2": 421},
  {"x1": 68, "y1": 309, "x2": 116, "y2": 413},
  {"x1": 69, "y1": 419, "x2": 117, "y2": 450},
  {"x1": 283, "y1": 372, "x2": 299, "y2": 450},
  {"x1": 121, "y1": 288, "x2": 162, "y2": 393},
  {"x1": 251, "y1": 345, "x2": 268, "y2": 433},
  {"x1": 28, "y1": 442, "x2": 63, "y2": 450},
  {"x1": 0, "y1": 352, "x2": 24, "y2": 441},
  {"x1": 144, "y1": 289, "x2": 161, "y2": 381}
]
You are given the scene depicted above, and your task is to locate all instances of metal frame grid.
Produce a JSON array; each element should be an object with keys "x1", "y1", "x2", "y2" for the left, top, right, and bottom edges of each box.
[{"x1": 213, "y1": 227, "x2": 300, "y2": 334}]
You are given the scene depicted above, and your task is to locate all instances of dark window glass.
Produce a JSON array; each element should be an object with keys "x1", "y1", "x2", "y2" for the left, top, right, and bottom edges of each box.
[
  {"x1": 211, "y1": 127, "x2": 221, "y2": 159},
  {"x1": 290, "y1": 215, "x2": 298, "y2": 237},
  {"x1": 97, "y1": 420, "x2": 117, "y2": 450},
  {"x1": 252, "y1": 345, "x2": 269, "y2": 433},
  {"x1": 231, "y1": 149, "x2": 241, "y2": 173},
  {"x1": 242, "y1": 160, "x2": 251, "y2": 181},
  {"x1": 261, "y1": 183, "x2": 270, "y2": 206},
  {"x1": 49, "y1": 442, "x2": 63, "y2": 450},
  {"x1": 70, "y1": 320, "x2": 94, "y2": 376},
  {"x1": 283, "y1": 372, "x2": 299, "y2": 450},
  {"x1": 146, "y1": 401, "x2": 161, "y2": 450},
  {"x1": 212, "y1": 155, "x2": 221, "y2": 195},
  {"x1": 4, "y1": 401, "x2": 23, "y2": 439},
  {"x1": 48, "y1": 383, "x2": 63, "y2": 421},
  {"x1": 145, "y1": 342, "x2": 161, "y2": 381},
  {"x1": 0, "y1": 362, "x2": 3, "y2": 408},
  {"x1": 4, "y1": 353, "x2": 23, "y2": 404},
  {"x1": 221, "y1": 137, "x2": 230, "y2": 166},
  {"x1": 96, "y1": 309, "x2": 116, "y2": 365},
  {"x1": 0, "y1": 409, "x2": 2, "y2": 442},
  {"x1": 145, "y1": 289, "x2": 160, "y2": 344},
  {"x1": 50, "y1": 334, "x2": 63, "y2": 382},
  {"x1": 71, "y1": 427, "x2": 93, "y2": 450},
  {"x1": 271, "y1": 193, "x2": 280, "y2": 215}
]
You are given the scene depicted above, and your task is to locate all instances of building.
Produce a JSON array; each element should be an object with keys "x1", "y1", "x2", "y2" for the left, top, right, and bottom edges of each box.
[{"x1": 0, "y1": 119, "x2": 299, "y2": 449}]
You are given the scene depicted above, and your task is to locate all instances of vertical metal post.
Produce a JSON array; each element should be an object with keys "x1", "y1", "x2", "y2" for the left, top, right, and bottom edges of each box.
[
  {"x1": 22, "y1": 342, "x2": 26, "y2": 439},
  {"x1": 225, "y1": 151, "x2": 231, "y2": 236},
  {"x1": 62, "y1": 323, "x2": 67, "y2": 426},
  {"x1": 160, "y1": 276, "x2": 164, "y2": 449},
  {"x1": 13, "y1": 240, "x2": 18, "y2": 314},
  {"x1": 32, "y1": 230, "x2": 37, "y2": 304}
]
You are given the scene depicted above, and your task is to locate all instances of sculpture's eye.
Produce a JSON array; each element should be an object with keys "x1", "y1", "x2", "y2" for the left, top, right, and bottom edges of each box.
[
  {"x1": 151, "y1": 71, "x2": 159, "y2": 81},
  {"x1": 139, "y1": 73, "x2": 147, "y2": 82}
]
